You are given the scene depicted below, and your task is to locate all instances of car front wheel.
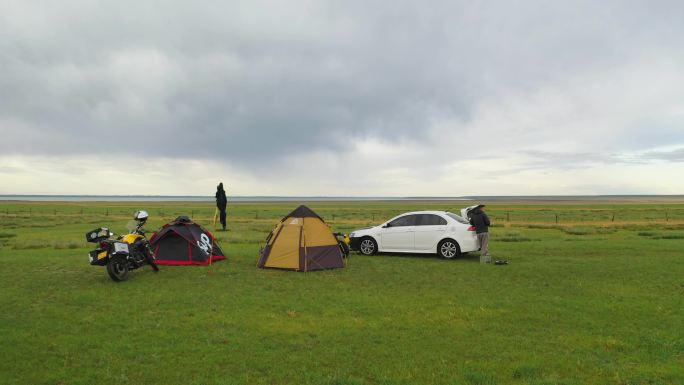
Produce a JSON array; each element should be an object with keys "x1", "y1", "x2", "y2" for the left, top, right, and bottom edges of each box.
[
  {"x1": 359, "y1": 237, "x2": 377, "y2": 255},
  {"x1": 438, "y1": 239, "x2": 461, "y2": 259}
]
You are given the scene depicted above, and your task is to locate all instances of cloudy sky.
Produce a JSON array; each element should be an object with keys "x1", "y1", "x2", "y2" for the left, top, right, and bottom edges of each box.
[{"x1": 1, "y1": 0, "x2": 683, "y2": 196}]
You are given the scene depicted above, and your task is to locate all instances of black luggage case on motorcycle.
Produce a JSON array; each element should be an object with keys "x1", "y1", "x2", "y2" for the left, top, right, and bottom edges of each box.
[
  {"x1": 89, "y1": 249, "x2": 109, "y2": 266},
  {"x1": 85, "y1": 228, "x2": 110, "y2": 243}
]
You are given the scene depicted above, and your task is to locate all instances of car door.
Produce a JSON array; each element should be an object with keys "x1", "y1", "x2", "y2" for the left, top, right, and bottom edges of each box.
[
  {"x1": 379, "y1": 214, "x2": 418, "y2": 251},
  {"x1": 413, "y1": 214, "x2": 447, "y2": 251}
]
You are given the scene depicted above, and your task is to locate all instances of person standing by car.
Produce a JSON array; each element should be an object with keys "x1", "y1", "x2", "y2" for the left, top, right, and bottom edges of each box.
[
  {"x1": 469, "y1": 204, "x2": 491, "y2": 264},
  {"x1": 215, "y1": 183, "x2": 228, "y2": 231}
]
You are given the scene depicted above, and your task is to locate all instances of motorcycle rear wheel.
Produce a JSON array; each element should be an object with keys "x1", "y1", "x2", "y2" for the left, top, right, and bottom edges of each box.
[{"x1": 106, "y1": 256, "x2": 129, "y2": 281}]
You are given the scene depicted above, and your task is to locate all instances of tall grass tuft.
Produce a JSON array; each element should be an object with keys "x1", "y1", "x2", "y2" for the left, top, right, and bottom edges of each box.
[
  {"x1": 13, "y1": 240, "x2": 51, "y2": 250},
  {"x1": 54, "y1": 241, "x2": 82, "y2": 249},
  {"x1": 493, "y1": 232, "x2": 540, "y2": 242},
  {"x1": 636, "y1": 231, "x2": 684, "y2": 239},
  {"x1": 561, "y1": 226, "x2": 597, "y2": 235},
  {"x1": 651, "y1": 234, "x2": 684, "y2": 239}
]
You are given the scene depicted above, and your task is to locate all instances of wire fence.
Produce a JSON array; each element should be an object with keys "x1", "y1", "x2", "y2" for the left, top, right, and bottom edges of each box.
[{"x1": 1, "y1": 207, "x2": 684, "y2": 225}]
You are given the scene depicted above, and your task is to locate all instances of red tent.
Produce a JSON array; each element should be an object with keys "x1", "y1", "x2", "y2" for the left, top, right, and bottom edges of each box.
[{"x1": 149, "y1": 216, "x2": 225, "y2": 265}]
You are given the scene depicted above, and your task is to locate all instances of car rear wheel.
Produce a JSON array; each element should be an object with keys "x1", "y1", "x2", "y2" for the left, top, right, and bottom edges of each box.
[
  {"x1": 359, "y1": 237, "x2": 377, "y2": 255},
  {"x1": 438, "y1": 239, "x2": 461, "y2": 259}
]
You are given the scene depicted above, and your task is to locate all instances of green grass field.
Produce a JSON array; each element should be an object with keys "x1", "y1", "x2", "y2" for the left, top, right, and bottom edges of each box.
[{"x1": 0, "y1": 200, "x2": 683, "y2": 385}]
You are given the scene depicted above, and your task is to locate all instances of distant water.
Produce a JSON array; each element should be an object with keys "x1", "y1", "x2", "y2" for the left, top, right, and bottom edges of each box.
[
  {"x1": 0, "y1": 195, "x2": 469, "y2": 202},
  {"x1": 0, "y1": 195, "x2": 682, "y2": 202}
]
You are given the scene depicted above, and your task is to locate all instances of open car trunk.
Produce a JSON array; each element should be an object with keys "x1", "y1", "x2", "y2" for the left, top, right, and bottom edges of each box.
[{"x1": 460, "y1": 205, "x2": 480, "y2": 221}]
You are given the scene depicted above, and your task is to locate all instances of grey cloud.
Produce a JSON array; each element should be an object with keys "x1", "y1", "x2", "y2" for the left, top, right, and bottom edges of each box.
[
  {"x1": 522, "y1": 146, "x2": 684, "y2": 170},
  {"x1": 522, "y1": 150, "x2": 623, "y2": 167},
  {"x1": 639, "y1": 148, "x2": 684, "y2": 162},
  {"x1": 0, "y1": 166, "x2": 22, "y2": 174},
  {"x1": 1, "y1": 0, "x2": 684, "y2": 168}
]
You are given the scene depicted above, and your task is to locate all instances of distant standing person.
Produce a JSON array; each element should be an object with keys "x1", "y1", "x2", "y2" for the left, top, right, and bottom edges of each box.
[
  {"x1": 469, "y1": 204, "x2": 491, "y2": 264},
  {"x1": 215, "y1": 183, "x2": 228, "y2": 231}
]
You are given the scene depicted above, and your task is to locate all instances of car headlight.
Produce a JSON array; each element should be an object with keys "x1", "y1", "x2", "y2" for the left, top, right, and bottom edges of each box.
[{"x1": 349, "y1": 232, "x2": 355, "y2": 238}]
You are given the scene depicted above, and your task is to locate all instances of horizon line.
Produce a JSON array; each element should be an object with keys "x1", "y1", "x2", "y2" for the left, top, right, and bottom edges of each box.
[{"x1": 1, "y1": 194, "x2": 683, "y2": 198}]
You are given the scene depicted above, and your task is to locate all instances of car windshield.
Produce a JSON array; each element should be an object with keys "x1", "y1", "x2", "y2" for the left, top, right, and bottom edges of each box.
[{"x1": 446, "y1": 212, "x2": 469, "y2": 224}]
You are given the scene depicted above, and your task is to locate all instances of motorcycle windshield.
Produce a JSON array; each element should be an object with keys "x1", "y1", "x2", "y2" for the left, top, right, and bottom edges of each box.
[{"x1": 125, "y1": 220, "x2": 138, "y2": 233}]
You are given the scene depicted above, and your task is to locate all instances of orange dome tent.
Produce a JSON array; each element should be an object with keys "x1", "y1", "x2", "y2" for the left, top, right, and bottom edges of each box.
[{"x1": 258, "y1": 206, "x2": 345, "y2": 272}]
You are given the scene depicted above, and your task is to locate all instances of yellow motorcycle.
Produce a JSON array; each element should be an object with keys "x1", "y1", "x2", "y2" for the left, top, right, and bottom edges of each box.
[
  {"x1": 333, "y1": 232, "x2": 351, "y2": 258},
  {"x1": 85, "y1": 210, "x2": 159, "y2": 281}
]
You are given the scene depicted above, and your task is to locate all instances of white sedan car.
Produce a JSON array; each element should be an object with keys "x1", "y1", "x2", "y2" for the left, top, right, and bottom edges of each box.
[{"x1": 348, "y1": 210, "x2": 480, "y2": 258}]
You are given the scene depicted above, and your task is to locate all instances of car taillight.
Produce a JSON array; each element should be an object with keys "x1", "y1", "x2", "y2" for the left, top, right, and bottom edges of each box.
[
  {"x1": 467, "y1": 226, "x2": 476, "y2": 231},
  {"x1": 99, "y1": 241, "x2": 109, "y2": 249}
]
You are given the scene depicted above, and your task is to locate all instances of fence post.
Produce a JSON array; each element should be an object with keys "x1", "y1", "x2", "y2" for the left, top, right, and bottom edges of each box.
[
  {"x1": 555, "y1": 214, "x2": 558, "y2": 224},
  {"x1": 611, "y1": 213, "x2": 615, "y2": 222},
  {"x1": 255, "y1": 211, "x2": 259, "y2": 219},
  {"x1": 665, "y1": 211, "x2": 669, "y2": 222},
  {"x1": 106, "y1": 209, "x2": 109, "y2": 216},
  {"x1": 507, "y1": 212, "x2": 510, "y2": 222}
]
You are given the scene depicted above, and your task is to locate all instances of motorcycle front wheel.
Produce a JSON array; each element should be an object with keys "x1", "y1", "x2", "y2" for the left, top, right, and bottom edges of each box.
[
  {"x1": 106, "y1": 256, "x2": 129, "y2": 281},
  {"x1": 338, "y1": 241, "x2": 350, "y2": 258},
  {"x1": 145, "y1": 254, "x2": 159, "y2": 271}
]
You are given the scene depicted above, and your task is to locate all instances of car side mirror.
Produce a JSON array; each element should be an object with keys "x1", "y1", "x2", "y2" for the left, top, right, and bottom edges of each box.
[{"x1": 382, "y1": 223, "x2": 391, "y2": 228}]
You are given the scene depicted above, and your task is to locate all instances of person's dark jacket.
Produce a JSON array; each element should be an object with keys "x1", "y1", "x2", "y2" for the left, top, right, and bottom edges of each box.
[
  {"x1": 469, "y1": 209, "x2": 490, "y2": 234},
  {"x1": 215, "y1": 184, "x2": 227, "y2": 211}
]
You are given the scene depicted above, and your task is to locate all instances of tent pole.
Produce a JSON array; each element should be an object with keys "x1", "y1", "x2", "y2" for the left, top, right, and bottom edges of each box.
[
  {"x1": 208, "y1": 234, "x2": 213, "y2": 266},
  {"x1": 302, "y1": 219, "x2": 307, "y2": 272}
]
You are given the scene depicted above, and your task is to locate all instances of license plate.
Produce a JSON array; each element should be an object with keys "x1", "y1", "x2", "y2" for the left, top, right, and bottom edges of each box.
[{"x1": 113, "y1": 243, "x2": 129, "y2": 253}]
